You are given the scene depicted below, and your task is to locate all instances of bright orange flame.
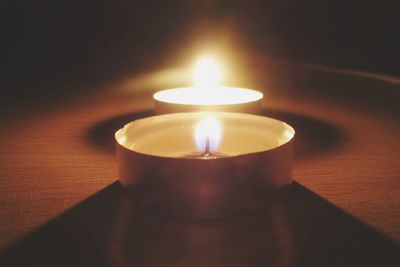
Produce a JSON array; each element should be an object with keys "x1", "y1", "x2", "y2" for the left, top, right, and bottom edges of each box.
[
  {"x1": 193, "y1": 57, "x2": 221, "y2": 89},
  {"x1": 194, "y1": 116, "x2": 222, "y2": 152}
]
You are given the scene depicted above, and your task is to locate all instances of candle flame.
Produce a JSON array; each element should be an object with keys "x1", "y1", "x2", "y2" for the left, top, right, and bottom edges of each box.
[
  {"x1": 193, "y1": 57, "x2": 221, "y2": 88},
  {"x1": 194, "y1": 116, "x2": 222, "y2": 153}
]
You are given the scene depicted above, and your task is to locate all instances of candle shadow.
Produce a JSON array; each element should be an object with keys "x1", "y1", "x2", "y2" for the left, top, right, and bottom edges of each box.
[
  {"x1": 87, "y1": 109, "x2": 345, "y2": 160},
  {"x1": 87, "y1": 110, "x2": 155, "y2": 154},
  {"x1": 1, "y1": 181, "x2": 399, "y2": 267},
  {"x1": 261, "y1": 109, "x2": 345, "y2": 159}
]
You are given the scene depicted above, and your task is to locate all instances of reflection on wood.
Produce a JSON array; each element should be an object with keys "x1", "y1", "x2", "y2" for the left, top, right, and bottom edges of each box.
[{"x1": 1, "y1": 182, "x2": 399, "y2": 267}]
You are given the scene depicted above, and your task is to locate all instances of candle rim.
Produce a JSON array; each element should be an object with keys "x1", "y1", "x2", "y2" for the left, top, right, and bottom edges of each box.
[
  {"x1": 118, "y1": 136, "x2": 293, "y2": 161},
  {"x1": 115, "y1": 111, "x2": 295, "y2": 160},
  {"x1": 153, "y1": 87, "x2": 263, "y2": 105}
]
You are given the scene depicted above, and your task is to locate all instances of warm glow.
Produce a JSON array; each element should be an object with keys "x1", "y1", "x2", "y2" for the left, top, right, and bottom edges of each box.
[
  {"x1": 153, "y1": 87, "x2": 263, "y2": 105},
  {"x1": 193, "y1": 57, "x2": 221, "y2": 88},
  {"x1": 152, "y1": 56, "x2": 263, "y2": 106},
  {"x1": 194, "y1": 116, "x2": 222, "y2": 152}
]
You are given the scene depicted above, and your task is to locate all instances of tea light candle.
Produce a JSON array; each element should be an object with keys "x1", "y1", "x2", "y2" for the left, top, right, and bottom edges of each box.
[
  {"x1": 153, "y1": 58, "x2": 263, "y2": 114},
  {"x1": 115, "y1": 112, "x2": 295, "y2": 220}
]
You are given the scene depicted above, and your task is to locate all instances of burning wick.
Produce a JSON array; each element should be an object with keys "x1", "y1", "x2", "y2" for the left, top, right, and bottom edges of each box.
[
  {"x1": 184, "y1": 116, "x2": 227, "y2": 159},
  {"x1": 204, "y1": 137, "x2": 210, "y2": 155}
]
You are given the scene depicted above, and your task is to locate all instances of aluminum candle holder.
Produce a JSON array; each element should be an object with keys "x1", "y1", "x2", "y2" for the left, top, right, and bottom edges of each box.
[{"x1": 115, "y1": 112, "x2": 295, "y2": 220}]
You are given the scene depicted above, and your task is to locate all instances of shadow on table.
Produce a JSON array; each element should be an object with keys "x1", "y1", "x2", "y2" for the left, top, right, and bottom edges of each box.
[
  {"x1": 1, "y1": 181, "x2": 399, "y2": 267},
  {"x1": 261, "y1": 109, "x2": 345, "y2": 160},
  {"x1": 87, "y1": 110, "x2": 154, "y2": 154},
  {"x1": 87, "y1": 109, "x2": 345, "y2": 160}
]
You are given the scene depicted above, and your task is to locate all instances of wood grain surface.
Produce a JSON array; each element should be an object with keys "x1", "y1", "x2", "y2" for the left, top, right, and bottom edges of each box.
[{"x1": 1, "y1": 61, "x2": 400, "y2": 266}]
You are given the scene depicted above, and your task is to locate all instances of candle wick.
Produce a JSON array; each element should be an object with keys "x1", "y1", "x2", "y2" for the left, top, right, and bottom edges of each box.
[{"x1": 204, "y1": 136, "x2": 211, "y2": 155}]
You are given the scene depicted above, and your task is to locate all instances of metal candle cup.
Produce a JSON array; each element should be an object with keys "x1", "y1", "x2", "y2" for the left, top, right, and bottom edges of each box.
[
  {"x1": 153, "y1": 57, "x2": 263, "y2": 114},
  {"x1": 115, "y1": 112, "x2": 295, "y2": 220}
]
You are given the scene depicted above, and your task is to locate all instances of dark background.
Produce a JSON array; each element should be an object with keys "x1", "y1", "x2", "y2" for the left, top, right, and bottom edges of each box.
[
  {"x1": 2, "y1": 0, "x2": 400, "y2": 96},
  {"x1": 1, "y1": 2, "x2": 400, "y2": 266}
]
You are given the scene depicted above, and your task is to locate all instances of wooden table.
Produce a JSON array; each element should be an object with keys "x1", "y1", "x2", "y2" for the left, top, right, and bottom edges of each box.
[{"x1": 1, "y1": 61, "x2": 399, "y2": 266}]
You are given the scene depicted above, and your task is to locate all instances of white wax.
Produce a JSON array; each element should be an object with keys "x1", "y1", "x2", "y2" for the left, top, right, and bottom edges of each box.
[
  {"x1": 153, "y1": 87, "x2": 263, "y2": 105},
  {"x1": 116, "y1": 112, "x2": 294, "y2": 158}
]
